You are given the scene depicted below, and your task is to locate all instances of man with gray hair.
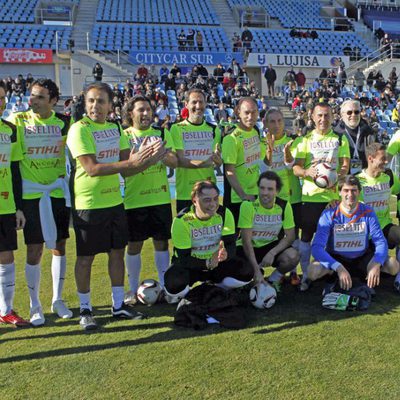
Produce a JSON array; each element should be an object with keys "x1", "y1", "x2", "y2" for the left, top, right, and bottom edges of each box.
[{"x1": 333, "y1": 99, "x2": 375, "y2": 174}]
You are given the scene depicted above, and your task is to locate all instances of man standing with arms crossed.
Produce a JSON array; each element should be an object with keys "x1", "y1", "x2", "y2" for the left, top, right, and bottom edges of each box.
[
  {"x1": 169, "y1": 88, "x2": 222, "y2": 214},
  {"x1": 0, "y1": 81, "x2": 29, "y2": 326},
  {"x1": 122, "y1": 95, "x2": 177, "y2": 304},
  {"x1": 293, "y1": 103, "x2": 350, "y2": 290},
  {"x1": 8, "y1": 79, "x2": 73, "y2": 326},
  {"x1": 67, "y1": 83, "x2": 167, "y2": 330}
]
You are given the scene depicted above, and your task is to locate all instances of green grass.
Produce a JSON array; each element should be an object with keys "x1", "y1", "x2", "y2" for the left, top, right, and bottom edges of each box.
[{"x1": 2, "y1": 221, "x2": 400, "y2": 399}]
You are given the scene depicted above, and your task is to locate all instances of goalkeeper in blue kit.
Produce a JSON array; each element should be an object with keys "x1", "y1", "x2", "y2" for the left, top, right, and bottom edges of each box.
[{"x1": 308, "y1": 175, "x2": 399, "y2": 309}]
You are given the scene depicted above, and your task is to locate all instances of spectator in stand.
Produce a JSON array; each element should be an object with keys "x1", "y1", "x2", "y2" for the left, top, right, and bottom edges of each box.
[
  {"x1": 178, "y1": 30, "x2": 186, "y2": 51},
  {"x1": 170, "y1": 63, "x2": 182, "y2": 77},
  {"x1": 70, "y1": 94, "x2": 85, "y2": 122},
  {"x1": 176, "y1": 83, "x2": 187, "y2": 105},
  {"x1": 291, "y1": 94, "x2": 302, "y2": 111},
  {"x1": 259, "y1": 102, "x2": 268, "y2": 120},
  {"x1": 165, "y1": 73, "x2": 176, "y2": 92},
  {"x1": 229, "y1": 59, "x2": 242, "y2": 80},
  {"x1": 160, "y1": 65, "x2": 169, "y2": 83},
  {"x1": 375, "y1": 76, "x2": 387, "y2": 92},
  {"x1": 296, "y1": 69, "x2": 306, "y2": 90},
  {"x1": 11, "y1": 99, "x2": 27, "y2": 112},
  {"x1": 232, "y1": 33, "x2": 242, "y2": 52},
  {"x1": 375, "y1": 27, "x2": 385, "y2": 41},
  {"x1": 392, "y1": 101, "x2": 400, "y2": 126},
  {"x1": 388, "y1": 67, "x2": 398, "y2": 91},
  {"x1": 367, "y1": 70, "x2": 375, "y2": 89},
  {"x1": 241, "y1": 26, "x2": 253, "y2": 53},
  {"x1": 196, "y1": 31, "x2": 204, "y2": 52},
  {"x1": 186, "y1": 29, "x2": 195, "y2": 51},
  {"x1": 264, "y1": 64, "x2": 277, "y2": 98},
  {"x1": 92, "y1": 63, "x2": 103, "y2": 82},
  {"x1": 354, "y1": 68, "x2": 366, "y2": 93},
  {"x1": 11, "y1": 78, "x2": 24, "y2": 98},
  {"x1": 319, "y1": 69, "x2": 328, "y2": 82},
  {"x1": 155, "y1": 98, "x2": 169, "y2": 124},
  {"x1": 137, "y1": 64, "x2": 148, "y2": 80},
  {"x1": 215, "y1": 102, "x2": 228, "y2": 124},
  {"x1": 213, "y1": 63, "x2": 225, "y2": 83}
]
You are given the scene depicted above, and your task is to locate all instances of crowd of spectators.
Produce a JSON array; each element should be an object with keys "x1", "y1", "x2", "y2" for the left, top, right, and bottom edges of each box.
[
  {"x1": 1, "y1": 73, "x2": 33, "y2": 99},
  {"x1": 177, "y1": 29, "x2": 204, "y2": 52}
]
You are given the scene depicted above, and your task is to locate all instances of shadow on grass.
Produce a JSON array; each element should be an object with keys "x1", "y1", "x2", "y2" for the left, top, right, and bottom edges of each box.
[{"x1": 1, "y1": 277, "x2": 399, "y2": 364}]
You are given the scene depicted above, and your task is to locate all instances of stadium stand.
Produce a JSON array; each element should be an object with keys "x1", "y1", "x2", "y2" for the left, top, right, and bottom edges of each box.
[
  {"x1": 0, "y1": 24, "x2": 72, "y2": 50},
  {"x1": 0, "y1": 0, "x2": 79, "y2": 23},
  {"x1": 96, "y1": 0, "x2": 219, "y2": 25},
  {"x1": 226, "y1": 0, "x2": 330, "y2": 29},
  {"x1": 362, "y1": 8, "x2": 400, "y2": 38},
  {"x1": 249, "y1": 29, "x2": 372, "y2": 56},
  {"x1": 91, "y1": 24, "x2": 230, "y2": 52}
]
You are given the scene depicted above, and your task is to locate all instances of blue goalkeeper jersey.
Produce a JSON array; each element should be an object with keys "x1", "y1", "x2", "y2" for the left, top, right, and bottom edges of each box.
[{"x1": 311, "y1": 202, "x2": 388, "y2": 271}]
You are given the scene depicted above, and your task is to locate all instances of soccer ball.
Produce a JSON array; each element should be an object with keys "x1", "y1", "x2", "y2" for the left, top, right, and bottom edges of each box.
[
  {"x1": 314, "y1": 162, "x2": 338, "y2": 189},
  {"x1": 137, "y1": 279, "x2": 163, "y2": 306},
  {"x1": 249, "y1": 282, "x2": 277, "y2": 309}
]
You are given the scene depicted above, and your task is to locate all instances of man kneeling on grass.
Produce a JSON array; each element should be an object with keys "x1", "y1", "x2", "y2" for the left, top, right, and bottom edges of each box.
[
  {"x1": 236, "y1": 171, "x2": 300, "y2": 292},
  {"x1": 164, "y1": 180, "x2": 253, "y2": 301},
  {"x1": 308, "y1": 175, "x2": 398, "y2": 303}
]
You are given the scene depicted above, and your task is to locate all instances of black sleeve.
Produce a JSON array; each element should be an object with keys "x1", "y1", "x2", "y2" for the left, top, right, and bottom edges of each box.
[
  {"x1": 222, "y1": 233, "x2": 237, "y2": 259},
  {"x1": 11, "y1": 161, "x2": 23, "y2": 211},
  {"x1": 174, "y1": 248, "x2": 208, "y2": 269}
]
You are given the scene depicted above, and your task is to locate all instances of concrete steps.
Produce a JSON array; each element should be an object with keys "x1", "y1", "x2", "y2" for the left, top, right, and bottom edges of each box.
[{"x1": 71, "y1": 0, "x2": 99, "y2": 50}]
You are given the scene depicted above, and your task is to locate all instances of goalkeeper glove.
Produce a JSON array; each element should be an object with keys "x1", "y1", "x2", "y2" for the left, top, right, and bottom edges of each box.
[{"x1": 322, "y1": 292, "x2": 359, "y2": 311}]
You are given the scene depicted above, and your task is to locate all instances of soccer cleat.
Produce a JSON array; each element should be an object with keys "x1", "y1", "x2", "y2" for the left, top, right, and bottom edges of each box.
[
  {"x1": 394, "y1": 281, "x2": 400, "y2": 294},
  {"x1": 0, "y1": 310, "x2": 30, "y2": 327},
  {"x1": 124, "y1": 290, "x2": 139, "y2": 306},
  {"x1": 51, "y1": 300, "x2": 73, "y2": 319},
  {"x1": 289, "y1": 272, "x2": 301, "y2": 286},
  {"x1": 112, "y1": 303, "x2": 146, "y2": 319},
  {"x1": 299, "y1": 278, "x2": 312, "y2": 292},
  {"x1": 30, "y1": 307, "x2": 45, "y2": 327},
  {"x1": 79, "y1": 309, "x2": 97, "y2": 331}
]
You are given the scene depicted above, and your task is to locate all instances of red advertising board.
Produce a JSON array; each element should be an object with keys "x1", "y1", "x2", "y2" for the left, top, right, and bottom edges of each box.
[{"x1": 0, "y1": 48, "x2": 53, "y2": 64}]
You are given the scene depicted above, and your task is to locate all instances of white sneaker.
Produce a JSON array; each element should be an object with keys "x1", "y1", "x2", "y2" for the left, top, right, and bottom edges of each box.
[
  {"x1": 30, "y1": 307, "x2": 45, "y2": 327},
  {"x1": 124, "y1": 290, "x2": 138, "y2": 306},
  {"x1": 51, "y1": 300, "x2": 73, "y2": 319}
]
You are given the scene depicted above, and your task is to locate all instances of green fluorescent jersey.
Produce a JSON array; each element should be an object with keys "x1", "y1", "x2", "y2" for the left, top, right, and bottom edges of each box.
[
  {"x1": 8, "y1": 110, "x2": 72, "y2": 199},
  {"x1": 169, "y1": 119, "x2": 221, "y2": 200},
  {"x1": 0, "y1": 119, "x2": 23, "y2": 214},
  {"x1": 357, "y1": 169, "x2": 400, "y2": 229},
  {"x1": 67, "y1": 117, "x2": 129, "y2": 210},
  {"x1": 261, "y1": 133, "x2": 301, "y2": 204},
  {"x1": 237, "y1": 198, "x2": 294, "y2": 248},
  {"x1": 387, "y1": 129, "x2": 400, "y2": 157},
  {"x1": 123, "y1": 126, "x2": 173, "y2": 209},
  {"x1": 172, "y1": 205, "x2": 235, "y2": 260},
  {"x1": 222, "y1": 126, "x2": 265, "y2": 204},
  {"x1": 295, "y1": 129, "x2": 350, "y2": 202}
]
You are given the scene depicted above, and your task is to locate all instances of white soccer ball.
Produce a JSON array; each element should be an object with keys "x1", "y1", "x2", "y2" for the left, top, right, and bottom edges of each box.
[
  {"x1": 249, "y1": 282, "x2": 277, "y2": 309},
  {"x1": 314, "y1": 162, "x2": 338, "y2": 189},
  {"x1": 137, "y1": 279, "x2": 163, "y2": 306}
]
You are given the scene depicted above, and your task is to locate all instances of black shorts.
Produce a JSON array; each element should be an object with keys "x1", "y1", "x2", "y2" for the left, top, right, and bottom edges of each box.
[
  {"x1": 164, "y1": 256, "x2": 253, "y2": 294},
  {"x1": 328, "y1": 246, "x2": 375, "y2": 279},
  {"x1": 72, "y1": 204, "x2": 128, "y2": 256},
  {"x1": 237, "y1": 241, "x2": 291, "y2": 269},
  {"x1": 382, "y1": 223, "x2": 398, "y2": 249},
  {"x1": 22, "y1": 197, "x2": 70, "y2": 245},
  {"x1": 226, "y1": 202, "x2": 241, "y2": 228},
  {"x1": 291, "y1": 202, "x2": 302, "y2": 232},
  {"x1": 300, "y1": 201, "x2": 328, "y2": 240},
  {"x1": 126, "y1": 204, "x2": 172, "y2": 242},
  {"x1": 0, "y1": 214, "x2": 17, "y2": 252},
  {"x1": 176, "y1": 199, "x2": 192, "y2": 215}
]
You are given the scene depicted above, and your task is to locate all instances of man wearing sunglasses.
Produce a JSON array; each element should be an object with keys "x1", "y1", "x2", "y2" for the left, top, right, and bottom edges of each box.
[{"x1": 333, "y1": 99, "x2": 375, "y2": 174}]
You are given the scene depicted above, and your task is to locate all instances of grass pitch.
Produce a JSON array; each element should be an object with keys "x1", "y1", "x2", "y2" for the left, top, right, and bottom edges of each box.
[{"x1": 1, "y1": 230, "x2": 400, "y2": 399}]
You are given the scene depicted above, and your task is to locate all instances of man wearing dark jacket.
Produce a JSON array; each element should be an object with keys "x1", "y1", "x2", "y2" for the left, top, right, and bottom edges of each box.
[
  {"x1": 333, "y1": 99, "x2": 375, "y2": 173},
  {"x1": 264, "y1": 64, "x2": 277, "y2": 98}
]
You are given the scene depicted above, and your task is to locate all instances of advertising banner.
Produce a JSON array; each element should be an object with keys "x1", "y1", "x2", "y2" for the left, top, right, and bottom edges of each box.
[{"x1": 0, "y1": 48, "x2": 53, "y2": 64}]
